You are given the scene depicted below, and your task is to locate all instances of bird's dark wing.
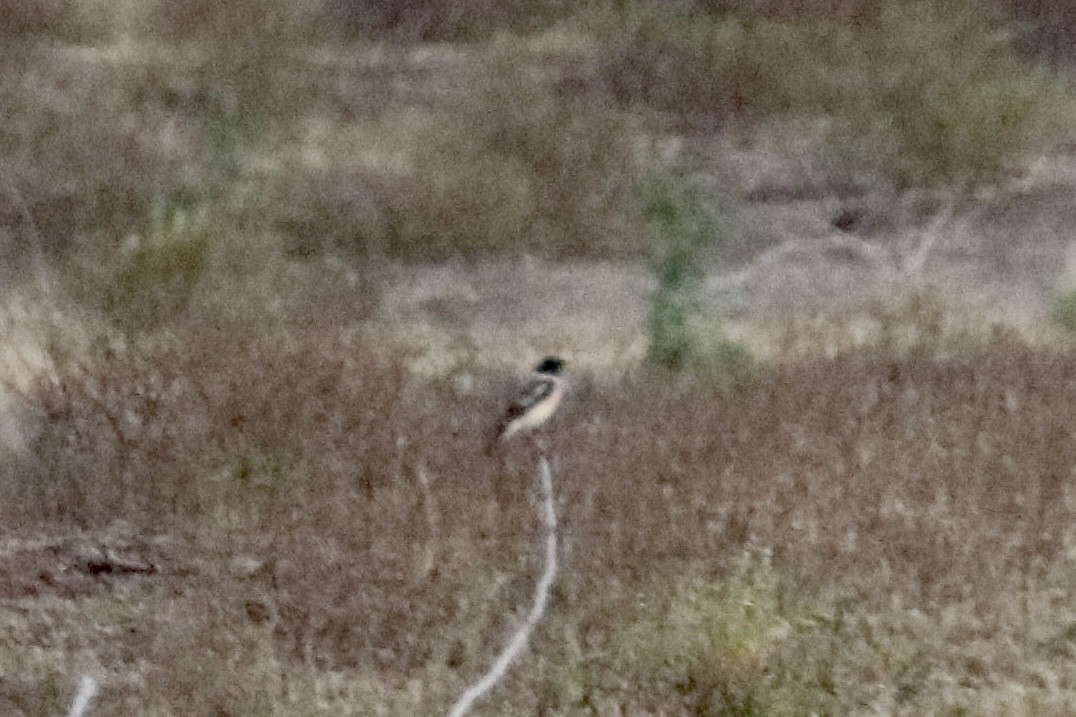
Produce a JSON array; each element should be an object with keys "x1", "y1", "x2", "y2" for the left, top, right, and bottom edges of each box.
[{"x1": 503, "y1": 376, "x2": 557, "y2": 422}]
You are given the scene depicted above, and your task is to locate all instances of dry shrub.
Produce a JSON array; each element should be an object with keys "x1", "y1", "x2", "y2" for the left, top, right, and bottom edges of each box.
[
  {"x1": 378, "y1": 46, "x2": 641, "y2": 259},
  {"x1": 150, "y1": 0, "x2": 569, "y2": 44},
  {"x1": 322, "y1": 0, "x2": 570, "y2": 42},
  {"x1": 389, "y1": 147, "x2": 537, "y2": 260},
  {"x1": 0, "y1": 0, "x2": 69, "y2": 38},
  {"x1": 4, "y1": 326, "x2": 408, "y2": 528},
  {"x1": 701, "y1": 0, "x2": 883, "y2": 17},
  {"x1": 559, "y1": 336, "x2": 1076, "y2": 608},
  {"x1": 461, "y1": 48, "x2": 640, "y2": 257},
  {"x1": 7, "y1": 336, "x2": 214, "y2": 527},
  {"x1": 204, "y1": 41, "x2": 641, "y2": 261},
  {"x1": 821, "y1": 2, "x2": 1073, "y2": 191},
  {"x1": 1000, "y1": 0, "x2": 1076, "y2": 65},
  {"x1": 268, "y1": 169, "x2": 399, "y2": 260},
  {"x1": 3, "y1": 319, "x2": 551, "y2": 706},
  {"x1": 0, "y1": 46, "x2": 198, "y2": 258},
  {"x1": 537, "y1": 336, "x2": 1076, "y2": 711},
  {"x1": 0, "y1": 183, "x2": 47, "y2": 286},
  {"x1": 19, "y1": 330, "x2": 1073, "y2": 604},
  {"x1": 577, "y1": 1, "x2": 852, "y2": 127},
  {"x1": 0, "y1": 2, "x2": 327, "y2": 266},
  {"x1": 148, "y1": 0, "x2": 323, "y2": 42},
  {"x1": 141, "y1": 2, "x2": 322, "y2": 142},
  {"x1": 581, "y1": 0, "x2": 1072, "y2": 191}
]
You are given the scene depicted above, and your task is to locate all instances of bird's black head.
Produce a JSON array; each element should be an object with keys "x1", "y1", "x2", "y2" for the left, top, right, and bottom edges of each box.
[{"x1": 535, "y1": 356, "x2": 564, "y2": 375}]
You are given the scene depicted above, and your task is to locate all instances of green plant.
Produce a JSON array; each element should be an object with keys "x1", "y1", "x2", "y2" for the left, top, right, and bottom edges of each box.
[
  {"x1": 187, "y1": 449, "x2": 305, "y2": 521},
  {"x1": 1053, "y1": 287, "x2": 1076, "y2": 333},
  {"x1": 648, "y1": 242, "x2": 703, "y2": 370},
  {"x1": 101, "y1": 189, "x2": 212, "y2": 334},
  {"x1": 230, "y1": 451, "x2": 293, "y2": 496},
  {"x1": 641, "y1": 171, "x2": 745, "y2": 371},
  {"x1": 698, "y1": 331, "x2": 753, "y2": 375}
]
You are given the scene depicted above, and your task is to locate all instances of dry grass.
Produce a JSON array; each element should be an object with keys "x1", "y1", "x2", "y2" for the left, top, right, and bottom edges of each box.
[
  {"x1": 0, "y1": 44, "x2": 192, "y2": 259},
  {"x1": 321, "y1": 0, "x2": 570, "y2": 42},
  {"x1": 5, "y1": 0, "x2": 1071, "y2": 274},
  {"x1": 4, "y1": 1, "x2": 1076, "y2": 713},
  {"x1": 4, "y1": 325, "x2": 1076, "y2": 714}
]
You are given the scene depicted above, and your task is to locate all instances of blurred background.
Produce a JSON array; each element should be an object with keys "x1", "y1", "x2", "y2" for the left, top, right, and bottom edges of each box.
[{"x1": 4, "y1": 0, "x2": 1076, "y2": 368}]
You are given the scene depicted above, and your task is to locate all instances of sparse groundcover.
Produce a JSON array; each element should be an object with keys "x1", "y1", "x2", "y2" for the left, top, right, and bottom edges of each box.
[{"x1": 543, "y1": 549, "x2": 837, "y2": 716}]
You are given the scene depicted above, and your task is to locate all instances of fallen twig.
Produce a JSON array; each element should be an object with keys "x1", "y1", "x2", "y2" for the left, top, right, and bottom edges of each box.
[
  {"x1": 447, "y1": 455, "x2": 558, "y2": 717},
  {"x1": 67, "y1": 675, "x2": 98, "y2": 717}
]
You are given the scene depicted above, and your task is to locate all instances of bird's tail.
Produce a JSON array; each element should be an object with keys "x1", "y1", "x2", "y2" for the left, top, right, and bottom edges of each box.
[{"x1": 487, "y1": 416, "x2": 522, "y2": 455}]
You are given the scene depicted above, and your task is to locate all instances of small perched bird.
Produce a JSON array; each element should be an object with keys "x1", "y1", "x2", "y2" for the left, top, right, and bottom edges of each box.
[{"x1": 492, "y1": 356, "x2": 566, "y2": 447}]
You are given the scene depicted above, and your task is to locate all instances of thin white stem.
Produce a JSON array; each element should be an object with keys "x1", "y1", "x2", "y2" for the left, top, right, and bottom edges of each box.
[
  {"x1": 67, "y1": 675, "x2": 98, "y2": 717},
  {"x1": 447, "y1": 456, "x2": 558, "y2": 717},
  {"x1": 903, "y1": 185, "x2": 969, "y2": 279},
  {"x1": 415, "y1": 461, "x2": 439, "y2": 581}
]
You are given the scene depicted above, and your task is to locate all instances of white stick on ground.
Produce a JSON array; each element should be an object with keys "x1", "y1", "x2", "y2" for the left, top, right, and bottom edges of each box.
[
  {"x1": 447, "y1": 455, "x2": 559, "y2": 717},
  {"x1": 67, "y1": 675, "x2": 98, "y2": 717},
  {"x1": 415, "y1": 461, "x2": 439, "y2": 581}
]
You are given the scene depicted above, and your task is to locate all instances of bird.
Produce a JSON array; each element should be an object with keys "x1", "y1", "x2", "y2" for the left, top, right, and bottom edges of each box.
[{"x1": 491, "y1": 356, "x2": 566, "y2": 447}]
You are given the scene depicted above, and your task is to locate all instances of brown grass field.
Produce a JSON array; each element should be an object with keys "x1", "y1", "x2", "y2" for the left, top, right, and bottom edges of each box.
[
  {"x1": 5, "y1": 326, "x2": 1076, "y2": 715},
  {"x1": 7, "y1": 1, "x2": 1076, "y2": 715}
]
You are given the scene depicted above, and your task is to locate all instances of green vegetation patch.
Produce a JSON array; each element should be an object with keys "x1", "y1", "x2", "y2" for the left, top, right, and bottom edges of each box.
[
  {"x1": 1053, "y1": 286, "x2": 1076, "y2": 333},
  {"x1": 100, "y1": 190, "x2": 212, "y2": 334},
  {"x1": 640, "y1": 170, "x2": 750, "y2": 373}
]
